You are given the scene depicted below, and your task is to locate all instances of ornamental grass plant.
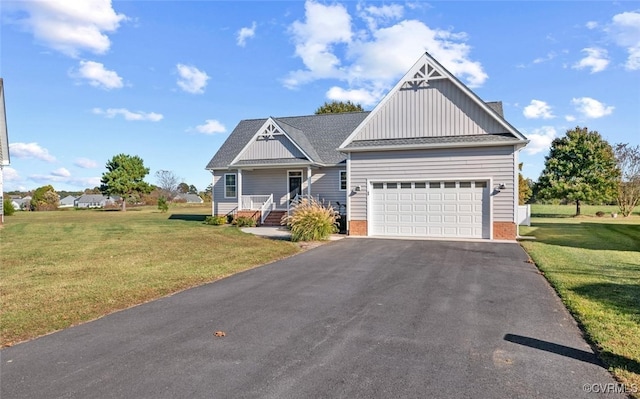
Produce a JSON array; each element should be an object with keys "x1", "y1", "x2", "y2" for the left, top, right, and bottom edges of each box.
[{"x1": 282, "y1": 197, "x2": 339, "y2": 242}]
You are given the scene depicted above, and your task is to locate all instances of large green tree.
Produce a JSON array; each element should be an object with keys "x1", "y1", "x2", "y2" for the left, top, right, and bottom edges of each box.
[
  {"x1": 536, "y1": 127, "x2": 619, "y2": 216},
  {"x1": 315, "y1": 100, "x2": 364, "y2": 114},
  {"x1": 100, "y1": 154, "x2": 153, "y2": 211},
  {"x1": 614, "y1": 143, "x2": 640, "y2": 217},
  {"x1": 518, "y1": 163, "x2": 532, "y2": 205}
]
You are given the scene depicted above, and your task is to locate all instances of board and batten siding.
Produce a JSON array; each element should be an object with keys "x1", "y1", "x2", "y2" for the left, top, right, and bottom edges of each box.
[
  {"x1": 239, "y1": 135, "x2": 305, "y2": 161},
  {"x1": 355, "y1": 80, "x2": 506, "y2": 141},
  {"x1": 349, "y1": 146, "x2": 516, "y2": 222}
]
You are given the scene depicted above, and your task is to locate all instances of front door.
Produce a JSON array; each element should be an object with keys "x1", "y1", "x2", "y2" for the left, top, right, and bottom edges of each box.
[{"x1": 288, "y1": 171, "x2": 303, "y2": 203}]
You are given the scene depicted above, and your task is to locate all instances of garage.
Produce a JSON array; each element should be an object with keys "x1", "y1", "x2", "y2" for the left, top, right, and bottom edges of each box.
[{"x1": 369, "y1": 180, "x2": 490, "y2": 238}]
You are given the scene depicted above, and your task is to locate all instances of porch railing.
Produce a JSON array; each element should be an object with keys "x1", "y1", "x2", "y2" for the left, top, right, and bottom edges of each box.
[
  {"x1": 241, "y1": 195, "x2": 272, "y2": 210},
  {"x1": 288, "y1": 194, "x2": 316, "y2": 215},
  {"x1": 260, "y1": 194, "x2": 274, "y2": 225}
]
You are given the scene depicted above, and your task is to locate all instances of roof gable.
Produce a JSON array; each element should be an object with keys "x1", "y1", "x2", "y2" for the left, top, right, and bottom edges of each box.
[
  {"x1": 340, "y1": 52, "x2": 528, "y2": 149},
  {"x1": 230, "y1": 118, "x2": 313, "y2": 166}
]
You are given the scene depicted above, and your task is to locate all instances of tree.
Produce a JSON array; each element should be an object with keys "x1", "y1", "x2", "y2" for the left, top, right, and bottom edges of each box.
[
  {"x1": 30, "y1": 185, "x2": 59, "y2": 211},
  {"x1": 518, "y1": 163, "x2": 532, "y2": 205},
  {"x1": 315, "y1": 100, "x2": 364, "y2": 114},
  {"x1": 614, "y1": 143, "x2": 640, "y2": 217},
  {"x1": 155, "y1": 170, "x2": 181, "y2": 199},
  {"x1": 100, "y1": 154, "x2": 153, "y2": 211},
  {"x1": 537, "y1": 127, "x2": 619, "y2": 216},
  {"x1": 177, "y1": 182, "x2": 189, "y2": 194},
  {"x1": 3, "y1": 197, "x2": 15, "y2": 216},
  {"x1": 157, "y1": 196, "x2": 169, "y2": 213}
]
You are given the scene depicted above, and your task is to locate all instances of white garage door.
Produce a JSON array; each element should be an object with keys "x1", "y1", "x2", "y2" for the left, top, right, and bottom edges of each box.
[{"x1": 370, "y1": 181, "x2": 489, "y2": 238}]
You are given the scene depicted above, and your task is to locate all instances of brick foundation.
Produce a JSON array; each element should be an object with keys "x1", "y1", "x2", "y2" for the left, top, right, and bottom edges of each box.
[
  {"x1": 493, "y1": 221, "x2": 517, "y2": 240},
  {"x1": 237, "y1": 210, "x2": 261, "y2": 224},
  {"x1": 349, "y1": 220, "x2": 367, "y2": 236}
]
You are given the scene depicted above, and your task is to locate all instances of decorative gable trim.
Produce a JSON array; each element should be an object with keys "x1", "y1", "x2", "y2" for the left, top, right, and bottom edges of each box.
[
  {"x1": 339, "y1": 52, "x2": 528, "y2": 150},
  {"x1": 0, "y1": 78, "x2": 10, "y2": 166},
  {"x1": 230, "y1": 118, "x2": 314, "y2": 166}
]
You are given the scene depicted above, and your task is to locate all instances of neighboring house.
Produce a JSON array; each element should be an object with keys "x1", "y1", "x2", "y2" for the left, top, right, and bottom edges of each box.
[
  {"x1": 11, "y1": 196, "x2": 31, "y2": 210},
  {"x1": 176, "y1": 193, "x2": 204, "y2": 203},
  {"x1": 75, "y1": 194, "x2": 119, "y2": 208},
  {"x1": 206, "y1": 52, "x2": 529, "y2": 240},
  {"x1": 59, "y1": 195, "x2": 77, "y2": 208}
]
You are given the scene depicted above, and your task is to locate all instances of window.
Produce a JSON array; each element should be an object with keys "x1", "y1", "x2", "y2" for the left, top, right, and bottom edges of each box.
[
  {"x1": 339, "y1": 170, "x2": 347, "y2": 191},
  {"x1": 475, "y1": 181, "x2": 487, "y2": 188},
  {"x1": 387, "y1": 182, "x2": 398, "y2": 189},
  {"x1": 414, "y1": 182, "x2": 426, "y2": 188},
  {"x1": 444, "y1": 182, "x2": 456, "y2": 188},
  {"x1": 224, "y1": 174, "x2": 237, "y2": 198},
  {"x1": 372, "y1": 183, "x2": 384, "y2": 189},
  {"x1": 459, "y1": 181, "x2": 472, "y2": 188},
  {"x1": 401, "y1": 182, "x2": 412, "y2": 189},
  {"x1": 429, "y1": 182, "x2": 441, "y2": 189}
]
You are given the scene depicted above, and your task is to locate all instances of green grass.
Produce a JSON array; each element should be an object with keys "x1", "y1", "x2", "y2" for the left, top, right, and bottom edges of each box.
[
  {"x1": 520, "y1": 205, "x2": 640, "y2": 394},
  {"x1": 0, "y1": 205, "x2": 299, "y2": 347}
]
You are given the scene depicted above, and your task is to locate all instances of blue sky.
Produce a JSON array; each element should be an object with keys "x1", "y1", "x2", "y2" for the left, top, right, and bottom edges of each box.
[{"x1": 1, "y1": 0, "x2": 639, "y2": 193}]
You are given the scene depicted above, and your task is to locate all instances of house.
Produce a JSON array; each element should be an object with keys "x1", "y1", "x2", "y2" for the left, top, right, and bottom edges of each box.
[
  {"x1": 59, "y1": 195, "x2": 77, "y2": 208},
  {"x1": 75, "y1": 194, "x2": 119, "y2": 208},
  {"x1": 175, "y1": 193, "x2": 204, "y2": 203},
  {"x1": 206, "y1": 52, "x2": 528, "y2": 240}
]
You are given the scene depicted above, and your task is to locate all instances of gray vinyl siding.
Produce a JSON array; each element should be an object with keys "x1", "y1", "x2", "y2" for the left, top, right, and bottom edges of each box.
[
  {"x1": 349, "y1": 146, "x2": 516, "y2": 222},
  {"x1": 239, "y1": 135, "x2": 305, "y2": 161},
  {"x1": 355, "y1": 79, "x2": 506, "y2": 141},
  {"x1": 212, "y1": 173, "x2": 237, "y2": 215},
  {"x1": 213, "y1": 167, "x2": 345, "y2": 212},
  {"x1": 309, "y1": 166, "x2": 347, "y2": 210}
]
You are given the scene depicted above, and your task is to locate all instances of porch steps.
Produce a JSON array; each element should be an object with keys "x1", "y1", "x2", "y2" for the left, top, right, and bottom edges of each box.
[{"x1": 261, "y1": 211, "x2": 286, "y2": 227}]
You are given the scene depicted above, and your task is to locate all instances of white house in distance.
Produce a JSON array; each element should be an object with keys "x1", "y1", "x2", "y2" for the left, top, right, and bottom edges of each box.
[
  {"x1": 1, "y1": 78, "x2": 10, "y2": 224},
  {"x1": 206, "y1": 52, "x2": 529, "y2": 240}
]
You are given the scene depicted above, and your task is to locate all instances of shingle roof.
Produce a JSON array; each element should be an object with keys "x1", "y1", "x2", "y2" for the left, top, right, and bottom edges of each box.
[
  {"x1": 344, "y1": 134, "x2": 521, "y2": 149},
  {"x1": 206, "y1": 112, "x2": 369, "y2": 170}
]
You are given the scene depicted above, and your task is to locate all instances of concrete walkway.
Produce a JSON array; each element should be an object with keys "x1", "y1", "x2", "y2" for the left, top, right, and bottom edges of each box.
[{"x1": 241, "y1": 226, "x2": 345, "y2": 241}]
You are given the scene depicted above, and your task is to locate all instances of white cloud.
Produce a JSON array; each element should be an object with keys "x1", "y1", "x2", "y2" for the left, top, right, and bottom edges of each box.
[
  {"x1": 572, "y1": 48, "x2": 609, "y2": 73},
  {"x1": 29, "y1": 173, "x2": 101, "y2": 188},
  {"x1": 2, "y1": 167, "x2": 20, "y2": 181},
  {"x1": 51, "y1": 167, "x2": 71, "y2": 177},
  {"x1": 92, "y1": 108, "x2": 163, "y2": 122},
  {"x1": 586, "y1": 21, "x2": 598, "y2": 30},
  {"x1": 533, "y1": 52, "x2": 556, "y2": 64},
  {"x1": 71, "y1": 60, "x2": 123, "y2": 89},
  {"x1": 523, "y1": 126, "x2": 557, "y2": 155},
  {"x1": 326, "y1": 86, "x2": 380, "y2": 107},
  {"x1": 195, "y1": 119, "x2": 226, "y2": 135},
  {"x1": 176, "y1": 64, "x2": 210, "y2": 94},
  {"x1": 7, "y1": 0, "x2": 127, "y2": 58},
  {"x1": 74, "y1": 158, "x2": 99, "y2": 168},
  {"x1": 523, "y1": 100, "x2": 554, "y2": 119},
  {"x1": 237, "y1": 22, "x2": 257, "y2": 47},
  {"x1": 564, "y1": 115, "x2": 576, "y2": 122},
  {"x1": 285, "y1": 0, "x2": 487, "y2": 105},
  {"x1": 9, "y1": 142, "x2": 56, "y2": 162},
  {"x1": 609, "y1": 12, "x2": 640, "y2": 70},
  {"x1": 571, "y1": 97, "x2": 614, "y2": 118}
]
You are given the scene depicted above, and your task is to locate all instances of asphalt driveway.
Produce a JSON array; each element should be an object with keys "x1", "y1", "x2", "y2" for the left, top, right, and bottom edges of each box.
[{"x1": 1, "y1": 239, "x2": 624, "y2": 398}]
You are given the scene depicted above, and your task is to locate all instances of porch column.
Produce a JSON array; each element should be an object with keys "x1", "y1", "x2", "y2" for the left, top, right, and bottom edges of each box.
[
  {"x1": 237, "y1": 169, "x2": 243, "y2": 210},
  {"x1": 307, "y1": 166, "x2": 312, "y2": 196}
]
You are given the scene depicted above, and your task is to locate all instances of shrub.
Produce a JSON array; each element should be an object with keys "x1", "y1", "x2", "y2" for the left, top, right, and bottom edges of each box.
[
  {"x1": 282, "y1": 198, "x2": 338, "y2": 242},
  {"x1": 3, "y1": 198, "x2": 15, "y2": 216},
  {"x1": 157, "y1": 196, "x2": 169, "y2": 213},
  {"x1": 234, "y1": 216, "x2": 257, "y2": 227},
  {"x1": 595, "y1": 211, "x2": 605, "y2": 217},
  {"x1": 204, "y1": 215, "x2": 227, "y2": 225}
]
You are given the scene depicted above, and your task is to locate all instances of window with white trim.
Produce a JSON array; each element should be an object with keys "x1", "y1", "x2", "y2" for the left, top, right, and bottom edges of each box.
[
  {"x1": 339, "y1": 170, "x2": 347, "y2": 191},
  {"x1": 224, "y1": 174, "x2": 237, "y2": 198}
]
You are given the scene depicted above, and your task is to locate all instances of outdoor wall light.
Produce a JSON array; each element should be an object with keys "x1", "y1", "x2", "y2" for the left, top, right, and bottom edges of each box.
[{"x1": 498, "y1": 183, "x2": 506, "y2": 190}]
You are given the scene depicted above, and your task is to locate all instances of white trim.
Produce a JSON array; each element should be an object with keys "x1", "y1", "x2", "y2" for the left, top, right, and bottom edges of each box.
[
  {"x1": 223, "y1": 173, "x2": 237, "y2": 199},
  {"x1": 514, "y1": 146, "x2": 519, "y2": 225},
  {"x1": 338, "y1": 170, "x2": 347, "y2": 191},
  {"x1": 229, "y1": 118, "x2": 314, "y2": 166},
  {"x1": 237, "y1": 169, "x2": 243, "y2": 209},
  {"x1": 346, "y1": 154, "x2": 351, "y2": 234},
  {"x1": 210, "y1": 170, "x2": 215, "y2": 216},
  {"x1": 339, "y1": 52, "x2": 529, "y2": 150},
  {"x1": 287, "y1": 170, "x2": 303, "y2": 202},
  {"x1": 307, "y1": 166, "x2": 312, "y2": 196}
]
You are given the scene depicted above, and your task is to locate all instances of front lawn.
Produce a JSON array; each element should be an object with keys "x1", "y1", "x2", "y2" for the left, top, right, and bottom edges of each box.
[
  {"x1": 520, "y1": 205, "x2": 640, "y2": 395},
  {"x1": 0, "y1": 206, "x2": 299, "y2": 347}
]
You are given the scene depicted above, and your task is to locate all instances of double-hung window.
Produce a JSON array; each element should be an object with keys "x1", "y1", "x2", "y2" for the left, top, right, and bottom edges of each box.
[
  {"x1": 224, "y1": 174, "x2": 237, "y2": 198},
  {"x1": 339, "y1": 170, "x2": 347, "y2": 191}
]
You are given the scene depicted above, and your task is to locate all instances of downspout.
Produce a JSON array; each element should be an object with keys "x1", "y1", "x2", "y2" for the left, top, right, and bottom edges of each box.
[
  {"x1": 345, "y1": 153, "x2": 351, "y2": 235},
  {"x1": 237, "y1": 169, "x2": 243, "y2": 211},
  {"x1": 307, "y1": 166, "x2": 312, "y2": 197}
]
